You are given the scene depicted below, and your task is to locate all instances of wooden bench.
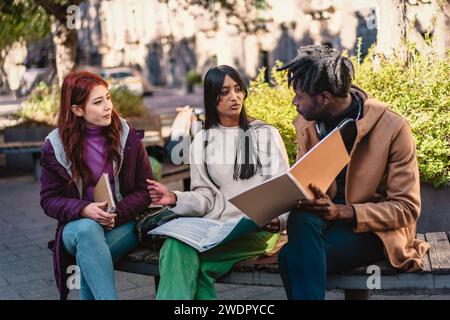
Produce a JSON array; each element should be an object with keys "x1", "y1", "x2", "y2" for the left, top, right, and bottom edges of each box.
[
  {"x1": 0, "y1": 130, "x2": 165, "y2": 181},
  {"x1": 0, "y1": 141, "x2": 43, "y2": 180},
  {"x1": 115, "y1": 231, "x2": 450, "y2": 300},
  {"x1": 160, "y1": 163, "x2": 190, "y2": 191}
]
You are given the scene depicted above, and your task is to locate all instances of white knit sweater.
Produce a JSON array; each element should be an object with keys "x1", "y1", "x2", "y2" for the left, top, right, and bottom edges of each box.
[{"x1": 171, "y1": 120, "x2": 291, "y2": 231}]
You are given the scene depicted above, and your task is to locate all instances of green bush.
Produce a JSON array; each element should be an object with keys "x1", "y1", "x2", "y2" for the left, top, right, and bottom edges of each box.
[
  {"x1": 185, "y1": 69, "x2": 202, "y2": 85},
  {"x1": 246, "y1": 50, "x2": 450, "y2": 187},
  {"x1": 149, "y1": 156, "x2": 162, "y2": 181},
  {"x1": 15, "y1": 83, "x2": 146, "y2": 126},
  {"x1": 352, "y1": 45, "x2": 449, "y2": 187},
  {"x1": 246, "y1": 62, "x2": 297, "y2": 163},
  {"x1": 110, "y1": 86, "x2": 146, "y2": 118},
  {"x1": 14, "y1": 82, "x2": 59, "y2": 126}
]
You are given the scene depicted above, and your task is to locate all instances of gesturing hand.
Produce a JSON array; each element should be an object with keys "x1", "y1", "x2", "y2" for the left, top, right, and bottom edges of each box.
[
  {"x1": 146, "y1": 179, "x2": 177, "y2": 206},
  {"x1": 297, "y1": 184, "x2": 354, "y2": 221}
]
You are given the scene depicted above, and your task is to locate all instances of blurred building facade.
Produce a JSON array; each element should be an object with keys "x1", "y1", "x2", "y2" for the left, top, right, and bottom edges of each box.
[{"x1": 70, "y1": 0, "x2": 439, "y2": 87}]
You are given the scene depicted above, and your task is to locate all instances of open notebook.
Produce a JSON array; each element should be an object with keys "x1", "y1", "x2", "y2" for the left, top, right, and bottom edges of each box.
[{"x1": 148, "y1": 216, "x2": 258, "y2": 252}]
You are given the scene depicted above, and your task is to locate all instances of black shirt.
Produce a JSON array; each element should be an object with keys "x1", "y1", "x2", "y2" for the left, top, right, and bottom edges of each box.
[{"x1": 321, "y1": 93, "x2": 362, "y2": 226}]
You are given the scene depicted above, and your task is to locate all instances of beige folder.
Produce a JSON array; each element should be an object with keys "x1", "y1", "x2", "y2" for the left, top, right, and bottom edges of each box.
[
  {"x1": 229, "y1": 127, "x2": 350, "y2": 227},
  {"x1": 93, "y1": 172, "x2": 116, "y2": 213}
]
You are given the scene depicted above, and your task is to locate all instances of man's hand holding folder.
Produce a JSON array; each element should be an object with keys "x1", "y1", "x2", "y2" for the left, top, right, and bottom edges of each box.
[
  {"x1": 263, "y1": 182, "x2": 354, "y2": 232},
  {"x1": 297, "y1": 183, "x2": 354, "y2": 222}
]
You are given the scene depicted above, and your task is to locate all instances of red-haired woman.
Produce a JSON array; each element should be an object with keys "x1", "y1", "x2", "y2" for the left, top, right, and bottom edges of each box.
[{"x1": 40, "y1": 71, "x2": 153, "y2": 300}]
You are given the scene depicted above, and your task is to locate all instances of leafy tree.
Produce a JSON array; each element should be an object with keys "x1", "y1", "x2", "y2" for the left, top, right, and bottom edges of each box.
[
  {"x1": 0, "y1": 0, "x2": 50, "y2": 90},
  {"x1": 33, "y1": 0, "x2": 85, "y2": 86},
  {"x1": 162, "y1": 0, "x2": 270, "y2": 34}
]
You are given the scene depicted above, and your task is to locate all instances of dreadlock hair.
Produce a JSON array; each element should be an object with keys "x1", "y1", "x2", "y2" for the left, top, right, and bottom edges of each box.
[{"x1": 277, "y1": 45, "x2": 355, "y2": 97}]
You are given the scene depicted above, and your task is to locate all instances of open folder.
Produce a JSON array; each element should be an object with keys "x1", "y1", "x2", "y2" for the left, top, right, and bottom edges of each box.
[
  {"x1": 229, "y1": 120, "x2": 356, "y2": 227},
  {"x1": 93, "y1": 172, "x2": 116, "y2": 213}
]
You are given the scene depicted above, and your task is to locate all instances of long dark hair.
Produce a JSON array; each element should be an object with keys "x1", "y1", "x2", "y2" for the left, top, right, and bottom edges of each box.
[
  {"x1": 57, "y1": 71, "x2": 122, "y2": 188},
  {"x1": 203, "y1": 65, "x2": 262, "y2": 187}
]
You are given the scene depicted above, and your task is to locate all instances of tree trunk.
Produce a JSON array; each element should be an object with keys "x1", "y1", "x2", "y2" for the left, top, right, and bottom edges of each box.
[
  {"x1": 0, "y1": 56, "x2": 11, "y2": 94},
  {"x1": 51, "y1": 16, "x2": 77, "y2": 86},
  {"x1": 375, "y1": 0, "x2": 408, "y2": 58},
  {"x1": 434, "y1": 0, "x2": 450, "y2": 58}
]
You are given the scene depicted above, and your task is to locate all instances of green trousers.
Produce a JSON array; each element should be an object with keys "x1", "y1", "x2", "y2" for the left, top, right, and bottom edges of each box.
[{"x1": 156, "y1": 230, "x2": 279, "y2": 300}]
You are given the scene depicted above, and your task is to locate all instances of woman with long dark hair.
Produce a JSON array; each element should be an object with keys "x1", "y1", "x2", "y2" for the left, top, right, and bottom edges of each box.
[
  {"x1": 40, "y1": 71, "x2": 153, "y2": 300},
  {"x1": 147, "y1": 65, "x2": 289, "y2": 299}
]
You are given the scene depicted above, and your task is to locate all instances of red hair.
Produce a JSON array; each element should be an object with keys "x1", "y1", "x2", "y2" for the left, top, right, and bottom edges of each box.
[{"x1": 57, "y1": 71, "x2": 122, "y2": 187}]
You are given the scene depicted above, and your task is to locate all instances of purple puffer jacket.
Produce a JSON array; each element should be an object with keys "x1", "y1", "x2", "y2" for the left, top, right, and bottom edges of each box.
[{"x1": 40, "y1": 121, "x2": 153, "y2": 299}]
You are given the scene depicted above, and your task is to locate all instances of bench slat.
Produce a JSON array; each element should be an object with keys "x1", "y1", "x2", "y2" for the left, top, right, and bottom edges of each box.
[
  {"x1": 416, "y1": 233, "x2": 432, "y2": 273},
  {"x1": 161, "y1": 163, "x2": 190, "y2": 175},
  {"x1": 0, "y1": 141, "x2": 43, "y2": 154},
  {"x1": 327, "y1": 273, "x2": 436, "y2": 290},
  {"x1": 0, "y1": 141, "x2": 43, "y2": 149},
  {"x1": 125, "y1": 232, "x2": 435, "y2": 276},
  {"x1": 425, "y1": 232, "x2": 450, "y2": 274},
  {"x1": 0, "y1": 132, "x2": 164, "y2": 152},
  {"x1": 160, "y1": 164, "x2": 190, "y2": 185},
  {"x1": 126, "y1": 248, "x2": 154, "y2": 262},
  {"x1": 115, "y1": 259, "x2": 450, "y2": 290},
  {"x1": 143, "y1": 251, "x2": 159, "y2": 264},
  {"x1": 340, "y1": 259, "x2": 398, "y2": 276}
]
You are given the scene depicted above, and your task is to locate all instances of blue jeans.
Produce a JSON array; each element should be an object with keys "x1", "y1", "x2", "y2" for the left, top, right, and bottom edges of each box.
[
  {"x1": 62, "y1": 218, "x2": 138, "y2": 300},
  {"x1": 278, "y1": 209, "x2": 386, "y2": 300}
]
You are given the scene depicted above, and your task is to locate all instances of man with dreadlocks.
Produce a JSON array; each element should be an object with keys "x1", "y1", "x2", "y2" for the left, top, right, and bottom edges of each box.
[{"x1": 276, "y1": 45, "x2": 430, "y2": 300}]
